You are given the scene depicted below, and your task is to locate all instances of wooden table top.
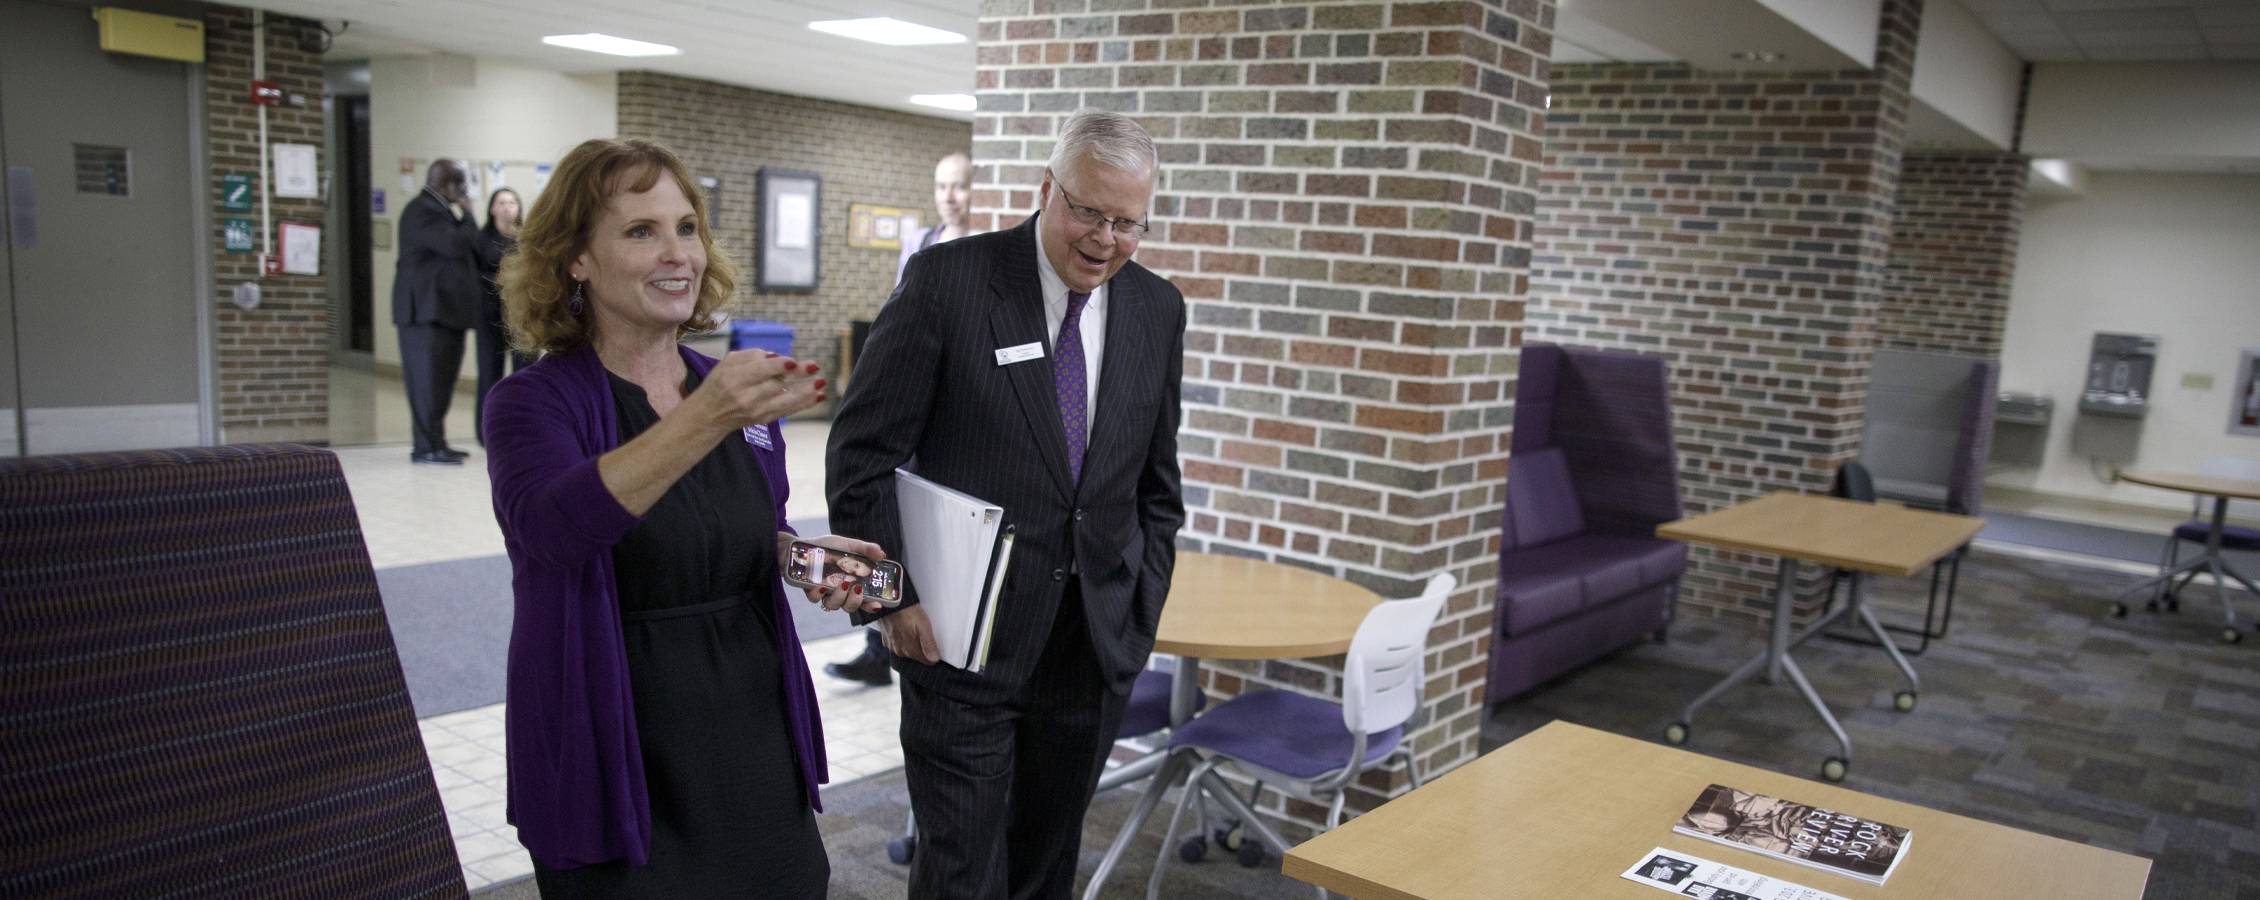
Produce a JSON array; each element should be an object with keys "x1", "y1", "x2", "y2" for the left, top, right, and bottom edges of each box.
[
  {"x1": 1153, "y1": 552, "x2": 1384, "y2": 659},
  {"x1": 1655, "y1": 493, "x2": 1986, "y2": 578},
  {"x1": 2119, "y1": 470, "x2": 2260, "y2": 502},
  {"x1": 1284, "y1": 720, "x2": 2152, "y2": 900}
]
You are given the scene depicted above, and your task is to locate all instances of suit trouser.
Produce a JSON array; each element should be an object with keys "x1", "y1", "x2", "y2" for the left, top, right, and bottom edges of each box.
[
  {"x1": 397, "y1": 322, "x2": 466, "y2": 455},
  {"x1": 899, "y1": 583, "x2": 1129, "y2": 900}
]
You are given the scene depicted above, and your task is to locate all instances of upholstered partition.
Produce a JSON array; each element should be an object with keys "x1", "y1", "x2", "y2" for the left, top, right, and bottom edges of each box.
[
  {"x1": 0, "y1": 445, "x2": 466, "y2": 899},
  {"x1": 1489, "y1": 345, "x2": 1687, "y2": 704}
]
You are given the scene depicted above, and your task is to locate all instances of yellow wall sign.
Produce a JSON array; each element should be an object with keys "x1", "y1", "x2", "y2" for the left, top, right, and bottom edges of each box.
[
  {"x1": 92, "y1": 8, "x2": 205, "y2": 63},
  {"x1": 847, "y1": 203, "x2": 924, "y2": 251}
]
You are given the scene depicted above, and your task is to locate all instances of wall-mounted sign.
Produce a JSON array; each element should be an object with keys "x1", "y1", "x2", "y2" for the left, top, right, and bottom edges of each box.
[
  {"x1": 220, "y1": 173, "x2": 253, "y2": 211},
  {"x1": 248, "y1": 80, "x2": 282, "y2": 106},
  {"x1": 222, "y1": 217, "x2": 255, "y2": 253},
  {"x1": 2233, "y1": 348, "x2": 2260, "y2": 437},
  {"x1": 848, "y1": 203, "x2": 922, "y2": 250},
  {"x1": 371, "y1": 188, "x2": 385, "y2": 214},
  {"x1": 272, "y1": 144, "x2": 317, "y2": 198},
  {"x1": 279, "y1": 222, "x2": 321, "y2": 275},
  {"x1": 755, "y1": 168, "x2": 821, "y2": 292}
]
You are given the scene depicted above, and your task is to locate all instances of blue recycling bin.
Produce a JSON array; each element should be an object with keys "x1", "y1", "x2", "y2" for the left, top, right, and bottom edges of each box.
[{"x1": 729, "y1": 319, "x2": 796, "y2": 358}]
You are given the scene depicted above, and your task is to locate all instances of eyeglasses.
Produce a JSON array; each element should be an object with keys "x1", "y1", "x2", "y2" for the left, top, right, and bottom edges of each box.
[{"x1": 1052, "y1": 176, "x2": 1149, "y2": 237}]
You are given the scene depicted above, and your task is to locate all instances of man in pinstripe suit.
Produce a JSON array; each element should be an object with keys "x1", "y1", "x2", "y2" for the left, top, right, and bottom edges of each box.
[{"x1": 826, "y1": 108, "x2": 1185, "y2": 900}]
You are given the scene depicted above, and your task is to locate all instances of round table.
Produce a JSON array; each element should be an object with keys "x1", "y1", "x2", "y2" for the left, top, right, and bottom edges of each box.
[
  {"x1": 1084, "y1": 552, "x2": 1384, "y2": 900},
  {"x1": 2114, "y1": 470, "x2": 2260, "y2": 642}
]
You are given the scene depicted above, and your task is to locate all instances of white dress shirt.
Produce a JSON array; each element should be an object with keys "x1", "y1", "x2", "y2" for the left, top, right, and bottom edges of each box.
[{"x1": 1032, "y1": 224, "x2": 1108, "y2": 447}]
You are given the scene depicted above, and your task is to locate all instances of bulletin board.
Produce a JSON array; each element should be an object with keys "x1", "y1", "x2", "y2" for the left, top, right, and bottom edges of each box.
[{"x1": 757, "y1": 168, "x2": 822, "y2": 292}]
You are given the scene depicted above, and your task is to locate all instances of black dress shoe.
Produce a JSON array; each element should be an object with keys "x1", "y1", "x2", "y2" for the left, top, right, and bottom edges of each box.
[
  {"x1": 440, "y1": 447, "x2": 471, "y2": 461},
  {"x1": 411, "y1": 451, "x2": 464, "y2": 467},
  {"x1": 825, "y1": 655, "x2": 893, "y2": 686}
]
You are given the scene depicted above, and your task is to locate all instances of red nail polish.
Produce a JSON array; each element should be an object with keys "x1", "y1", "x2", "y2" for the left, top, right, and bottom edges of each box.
[
  {"x1": 806, "y1": 365, "x2": 821, "y2": 374},
  {"x1": 814, "y1": 379, "x2": 827, "y2": 389}
]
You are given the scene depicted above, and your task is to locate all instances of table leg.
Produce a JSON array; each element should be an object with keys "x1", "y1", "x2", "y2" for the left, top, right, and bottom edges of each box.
[
  {"x1": 1767, "y1": 560, "x2": 1795, "y2": 684},
  {"x1": 2117, "y1": 550, "x2": 2211, "y2": 599},
  {"x1": 1083, "y1": 750, "x2": 1191, "y2": 900},
  {"x1": 1777, "y1": 654, "x2": 1852, "y2": 766},
  {"x1": 1170, "y1": 655, "x2": 1202, "y2": 727}
]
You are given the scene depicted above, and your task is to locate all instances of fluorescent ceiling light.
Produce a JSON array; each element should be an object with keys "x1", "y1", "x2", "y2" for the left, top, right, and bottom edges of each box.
[
  {"x1": 808, "y1": 17, "x2": 967, "y2": 46},
  {"x1": 910, "y1": 94, "x2": 976, "y2": 112},
  {"x1": 542, "y1": 33, "x2": 681, "y2": 57}
]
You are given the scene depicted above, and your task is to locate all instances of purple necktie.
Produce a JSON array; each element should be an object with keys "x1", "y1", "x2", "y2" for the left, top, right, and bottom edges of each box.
[{"x1": 1054, "y1": 291, "x2": 1091, "y2": 482}]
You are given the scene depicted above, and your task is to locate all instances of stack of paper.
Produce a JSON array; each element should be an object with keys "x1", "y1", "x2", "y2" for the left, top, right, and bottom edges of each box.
[{"x1": 893, "y1": 468, "x2": 1016, "y2": 671}]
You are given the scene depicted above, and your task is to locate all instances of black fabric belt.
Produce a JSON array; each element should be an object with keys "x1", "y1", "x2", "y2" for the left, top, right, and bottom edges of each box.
[{"x1": 620, "y1": 591, "x2": 753, "y2": 622}]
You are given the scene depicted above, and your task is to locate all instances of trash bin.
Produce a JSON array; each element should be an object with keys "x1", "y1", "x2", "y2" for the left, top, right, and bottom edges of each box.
[{"x1": 729, "y1": 319, "x2": 796, "y2": 357}]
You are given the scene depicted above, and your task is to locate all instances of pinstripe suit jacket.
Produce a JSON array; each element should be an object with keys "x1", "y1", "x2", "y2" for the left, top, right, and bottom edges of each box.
[{"x1": 827, "y1": 214, "x2": 1186, "y2": 705}]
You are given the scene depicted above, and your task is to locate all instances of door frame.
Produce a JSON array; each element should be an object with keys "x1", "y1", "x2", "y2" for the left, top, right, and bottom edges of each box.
[{"x1": 186, "y1": 61, "x2": 215, "y2": 446}]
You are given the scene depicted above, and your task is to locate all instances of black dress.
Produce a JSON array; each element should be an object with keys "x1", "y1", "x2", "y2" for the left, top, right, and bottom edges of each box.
[{"x1": 532, "y1": 369, "x2": 828, "y2": 900}]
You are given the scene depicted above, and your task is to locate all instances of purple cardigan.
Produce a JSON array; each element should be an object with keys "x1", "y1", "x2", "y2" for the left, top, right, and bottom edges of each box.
[{"x1": 484, "y1": 344, "x2": 826, "y2": 870}]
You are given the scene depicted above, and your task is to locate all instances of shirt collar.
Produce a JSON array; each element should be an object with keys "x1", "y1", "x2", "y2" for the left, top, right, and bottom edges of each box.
[{"x1": 1033, "y1": 214, "x2": 1105, "y2": 312}]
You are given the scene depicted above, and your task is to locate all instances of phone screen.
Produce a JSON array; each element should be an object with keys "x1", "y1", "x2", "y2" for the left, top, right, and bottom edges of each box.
[{"x1": 787, "y1": 543, "x2": 900, "y2": 604}]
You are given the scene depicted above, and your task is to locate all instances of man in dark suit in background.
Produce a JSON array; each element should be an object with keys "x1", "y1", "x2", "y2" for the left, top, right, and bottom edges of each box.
[
  {"x1": 392, "y1": 159, "x2": 482, "y2": 466},
  {"x1": 827, "y1": 108, "x2": 1185, "y2": 900}
]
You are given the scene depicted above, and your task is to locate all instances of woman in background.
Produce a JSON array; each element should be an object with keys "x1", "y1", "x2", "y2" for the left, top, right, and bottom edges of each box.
[
  {"x1": 487, "y1": 137, "x2": 884, "y2": 898},
  {"x1": 473, "y1": 186, "x2": 525, "y2": 444}
]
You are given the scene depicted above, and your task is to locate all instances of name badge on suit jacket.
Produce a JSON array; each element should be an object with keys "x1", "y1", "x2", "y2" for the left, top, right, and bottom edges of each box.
[
  {"x1": 744, "y1": 425, "x2": 773, "y2": 450},
  {"x1": 994, "y1": 342, "x2": 1045, "y2": 366}
]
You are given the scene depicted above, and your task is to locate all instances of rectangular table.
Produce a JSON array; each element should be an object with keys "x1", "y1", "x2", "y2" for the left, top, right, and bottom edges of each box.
[
  {"x1": 1284, "y1": 720, "x2": 2151, "y2": 900},
  {"x1": 1655, "y1": 493, "x2": 1985, "y2": 780}
]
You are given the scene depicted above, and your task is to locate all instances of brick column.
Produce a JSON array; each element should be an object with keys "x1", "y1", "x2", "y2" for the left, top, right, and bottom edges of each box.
[
  {"x1": 206, "y1": 6, "x2": 329, "y2": 444},
  {"x1": 1878, "y1": 151, "x2": 2029, "y2": 359},
  {"x1": 1526, "y1": 0, "x2": 1925, "y2": 624},
  {"x1": 975, "y1": 0, "x2": 1553, "y2": 831}
]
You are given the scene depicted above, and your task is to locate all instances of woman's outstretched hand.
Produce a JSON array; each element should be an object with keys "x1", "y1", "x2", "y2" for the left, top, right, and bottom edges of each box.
[{"x1": 698, "y1": 350, "x2": 825, "y2": 432}]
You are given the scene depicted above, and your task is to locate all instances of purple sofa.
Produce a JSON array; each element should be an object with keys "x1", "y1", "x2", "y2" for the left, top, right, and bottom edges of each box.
[{"x1": 1488, "y1": 344, "x2": 1687, "y2": 704}]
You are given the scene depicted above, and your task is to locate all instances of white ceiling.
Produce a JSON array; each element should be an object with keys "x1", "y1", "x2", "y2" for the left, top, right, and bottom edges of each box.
[
  {"x1": 1954, "y1": 0, "x2": 2260, "y2": 62},
  {"x1": 254, "y1": 0, "x2": 978, "y2": 120}
]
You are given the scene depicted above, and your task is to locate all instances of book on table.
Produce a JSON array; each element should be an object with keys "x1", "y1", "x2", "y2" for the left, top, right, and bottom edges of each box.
[
  {"x1": 1672, "y1": 783, "x2": 1912, "y2": 886},
  {"x1": 892, "y1": 468, "x2": 1016, "y2": 673}
]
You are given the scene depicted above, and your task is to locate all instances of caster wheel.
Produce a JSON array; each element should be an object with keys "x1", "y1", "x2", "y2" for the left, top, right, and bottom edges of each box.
[
  {"x1": 1179, "y1": 835, "x2": 1208, "y2": 863},
  {"x1": 2165, "y1": 594, "x2": 2181, "y2": 613},
  {"x1": 1821, "y1": 757, "x2": 1848, "y2": 783},
  {"x1": 2145, "y1": 598, "x2": 2162, "y2": 613},
  {"x1": 1663, "y1": 722, "x2": 1690, "y2": 746},
  {"x1": 1893, "y1": 691, "x2": 1917, "y2": 713},
  {"x1": 1236, "y1": 839, "x2": 1265, "y2": 868},
  {"x1": 2223, "y1": 628, "x2": 2244, "y2": 644},
  {"x1": 2108, "y1": 602, "x2": 2129, "y2": 619},
  {"x1": 887, "y1": 836, "x2": 916, "y2": 865}
]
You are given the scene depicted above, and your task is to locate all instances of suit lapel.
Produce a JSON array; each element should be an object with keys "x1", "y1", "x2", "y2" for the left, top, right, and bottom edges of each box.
[
  {"x1": 988, "y1": 219, "x2": 1076, "y2": 503},
  {"x1": 1083, "y1": 270, "x2": 1150, "y2": 499}
]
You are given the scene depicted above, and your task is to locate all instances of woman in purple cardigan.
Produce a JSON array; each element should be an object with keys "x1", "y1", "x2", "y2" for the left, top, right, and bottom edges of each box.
[{"x1": 487, "y1": 137, "x2": 884, "y2": 898}]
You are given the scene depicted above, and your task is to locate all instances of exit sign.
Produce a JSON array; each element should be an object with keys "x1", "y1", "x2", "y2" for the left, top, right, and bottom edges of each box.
[{"x1": 220, "y1": 174, "x2": 253, "y2": 211}]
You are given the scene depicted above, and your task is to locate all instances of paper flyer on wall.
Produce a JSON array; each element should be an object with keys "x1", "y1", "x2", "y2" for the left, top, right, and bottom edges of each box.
[{"x1": 1621, "y1": 847, "x2": 1852, "y2": 900}]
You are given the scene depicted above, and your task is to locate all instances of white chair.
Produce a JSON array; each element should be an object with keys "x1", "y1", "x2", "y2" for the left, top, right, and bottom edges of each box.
[{"x1": 1145, "y1": 573, "x2": 1456, "y2": 900}]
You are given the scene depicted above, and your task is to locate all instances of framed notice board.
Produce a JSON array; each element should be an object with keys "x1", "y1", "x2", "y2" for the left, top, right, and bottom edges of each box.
[{"x1": 756, "y1": 168, "x2": 821, "y2": 292}]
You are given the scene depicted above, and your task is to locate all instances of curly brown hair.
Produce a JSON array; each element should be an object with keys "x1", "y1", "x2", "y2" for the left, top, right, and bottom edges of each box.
[{"x1": 499, "y1": 138, "x2": 737, "y2": 354}]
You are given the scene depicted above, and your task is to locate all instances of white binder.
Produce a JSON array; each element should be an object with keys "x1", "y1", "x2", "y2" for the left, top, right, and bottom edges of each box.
[{"x1": 893, "y1": 468, "x2": 1016, "y2": 672}]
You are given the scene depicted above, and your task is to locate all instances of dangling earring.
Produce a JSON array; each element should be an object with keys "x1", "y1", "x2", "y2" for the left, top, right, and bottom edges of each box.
[{"x1": 569, "y1": 279, "x2": 585, "y2": 316}]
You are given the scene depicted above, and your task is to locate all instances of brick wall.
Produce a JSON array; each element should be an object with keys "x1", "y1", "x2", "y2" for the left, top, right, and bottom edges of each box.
[
  {"x1": 614, "y1": 72, "x2": 972, "y2": 382},
  {"x1": 206, "y1": 6, "x2": 329, "y2": 444},
  {"x1": 1877, "y1": 151, "x2": 2028, "y2": 359},
  {"x1": 1526, "y1": 0, "x2": 1925, "y2": 625},
  {"x1": 975, "y1": 0, "x2": 1555, "y2": 831}
]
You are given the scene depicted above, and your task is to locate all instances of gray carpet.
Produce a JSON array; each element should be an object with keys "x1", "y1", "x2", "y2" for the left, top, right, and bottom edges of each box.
[{"x1": 376, "y1": 555, "x2": 514, "y2": 718}]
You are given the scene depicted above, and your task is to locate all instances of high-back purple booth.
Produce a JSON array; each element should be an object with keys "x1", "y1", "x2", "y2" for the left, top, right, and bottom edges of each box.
[{"x1": 1489, "y1": 344, "x2": 1687, "y2": 704}]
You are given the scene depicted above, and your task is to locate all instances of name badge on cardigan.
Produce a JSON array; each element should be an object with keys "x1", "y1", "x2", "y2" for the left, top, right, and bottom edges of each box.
[
  {"x1": 994, "y1": 342, "x2": 1045, "y2": 366},
  {"x1": 744, "y1": 425, "x2": 773, "y2": 450}
]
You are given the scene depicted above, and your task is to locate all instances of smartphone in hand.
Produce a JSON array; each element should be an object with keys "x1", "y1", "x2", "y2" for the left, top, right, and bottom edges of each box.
[{"x1": 784, "y1": 541, "x2": 903, "y2": 607}]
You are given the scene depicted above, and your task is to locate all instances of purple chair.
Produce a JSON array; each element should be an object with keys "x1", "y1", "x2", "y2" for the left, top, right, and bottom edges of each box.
[
  {"x1": 1148, "y1": 574, "x2": 1456, "y2": 900},
  {"x1": 1488, "y1": 344, "x2": 1687, "y2": 705},
  {"x1": 0, "y1": 445, "x2": 467, "y2": 899}
]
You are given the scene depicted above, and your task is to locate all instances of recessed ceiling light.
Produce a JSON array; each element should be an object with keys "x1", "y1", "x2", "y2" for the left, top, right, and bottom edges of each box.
[
  {"x1": 808, "y1": 17, "x2": 967, "y2": 46},
  {"x1": 1728, "y1": 50, "x2": 1785, "y2": 62},
  {"x1": 910, "y1": 94, "x2": 977, "y2": 112},
  {"x1": 542, "y1": 33, "x2": 681, "y2": 57}
]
